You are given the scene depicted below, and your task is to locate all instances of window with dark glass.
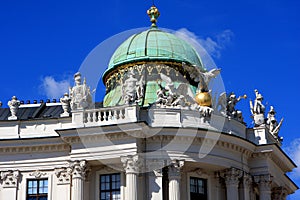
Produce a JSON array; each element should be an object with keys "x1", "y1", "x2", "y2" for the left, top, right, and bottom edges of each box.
[
  {"x1": 100, "y1": 173, "x2": 121, "y2": 200},
  {"x1": 26, "y1": 179, "x2": 48, "y2": 200},
  {"x1": 190, "y1": 177, "x2": 207, "y2": 200}
]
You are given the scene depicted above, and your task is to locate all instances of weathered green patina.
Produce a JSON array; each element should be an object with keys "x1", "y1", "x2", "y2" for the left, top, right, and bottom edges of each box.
[{"x1": 103, "y1": 28, "x2": 203, "y2": 79}]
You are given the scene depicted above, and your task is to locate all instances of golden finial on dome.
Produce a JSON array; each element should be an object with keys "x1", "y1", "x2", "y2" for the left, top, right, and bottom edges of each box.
[{"x1": 147, "y1": 5, "x2": 160, "y2": 27}]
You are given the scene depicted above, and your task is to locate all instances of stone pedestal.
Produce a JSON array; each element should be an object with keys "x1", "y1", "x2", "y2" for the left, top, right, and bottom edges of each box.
[
  {"x1": 253, "y1": 125, "x2": 268, "y2": 144},
  {"x1": 168, "y1": 160, "x2": 184, "y2": 200}
]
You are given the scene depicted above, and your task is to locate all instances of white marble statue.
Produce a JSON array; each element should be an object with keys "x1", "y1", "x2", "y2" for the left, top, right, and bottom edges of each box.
[
  {"x1": 122, "y1": 70, "x2": 145, "y2": 104},
  {"x1": 155, "y1": 82, "x2": 169, "y2": 105},
  {"x1": 218, "y1": 92, "x2": 247, "y2": 122},
  {"x1": 60, "y1": 93, "x2": 71, "y2": 117},
  {"x1": 69, "y1": 72, "x2": 93, "y2": 110},
  {"x1": 7, "y1": 96, "x2": 20, "y2": 120},
  {"x1": 182, "y1": 62, "x2": 221, "y2": 92},
  {"x1": 156, "y1": 73, "x2": 194, "y2": 107},
  {"x1": 250, "y1": 89, "x2": 266, "y2": 126},
  {"x1": 266, "y1": 106, "x2": 284, "y2": 139}
]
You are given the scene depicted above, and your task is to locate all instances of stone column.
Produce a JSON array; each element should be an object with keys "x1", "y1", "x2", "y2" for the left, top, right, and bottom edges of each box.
[
  {"x1": 0, "y1": 170, "x2": 20, "y2": 200},
  {"x1": 168, "y1": 160, "x2": 184, "y2": 200},
  {"x1": 121, "y1": 156, "x2": 141, "y2": 200},
  {"x1": 70, "y1": 160, "x2": 87, "y2": 200},
  {"x1": 221, "y1": 168, "x2": 242, "y2": 200},
  {"x1": 272, "y1": 187, "x2": 288, "y2": 200},
  {"x1": 254, "y1": 174, "x2": 272, "y2": 200}
]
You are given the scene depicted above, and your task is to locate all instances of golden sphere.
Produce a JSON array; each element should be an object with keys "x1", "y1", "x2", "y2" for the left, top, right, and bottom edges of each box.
[{"x1": 195, "y1": 92, "x2": 212, "y2": 107}]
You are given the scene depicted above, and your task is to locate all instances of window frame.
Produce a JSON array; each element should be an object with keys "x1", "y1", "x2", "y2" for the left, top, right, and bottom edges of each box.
[
  {"x1": 26, "y1": 178, "x2": 48, "y2": 200},
  {"x1": 189, "y1": 176, "x2": 208, "y2": 200},
  {"x1": 99, "y1": 173, "x2": 121, "y2": 200},
  {"x1": 187, "y1": 173, "x2": 210, "y2": 200}
]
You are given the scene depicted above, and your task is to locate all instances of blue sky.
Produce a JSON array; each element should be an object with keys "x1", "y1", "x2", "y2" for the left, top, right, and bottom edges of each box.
[{"x1": 0, "y1": 0, "x2": 299, "y2": 198}]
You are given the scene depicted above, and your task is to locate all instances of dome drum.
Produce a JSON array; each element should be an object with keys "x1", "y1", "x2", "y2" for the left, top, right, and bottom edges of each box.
[{"x1": 103, "y1": 62, "x2": 198, "y2": 107}]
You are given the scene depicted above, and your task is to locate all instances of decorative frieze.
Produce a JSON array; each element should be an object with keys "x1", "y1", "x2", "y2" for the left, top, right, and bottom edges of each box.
[{"x1": 0, "y1": 170, "x2": 20, "y2": 188}]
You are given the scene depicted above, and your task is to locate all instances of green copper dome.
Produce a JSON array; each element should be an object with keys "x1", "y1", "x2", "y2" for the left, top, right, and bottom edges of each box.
[{"x1": 103, "y1": 28, "x2": 203, "y2": 78}]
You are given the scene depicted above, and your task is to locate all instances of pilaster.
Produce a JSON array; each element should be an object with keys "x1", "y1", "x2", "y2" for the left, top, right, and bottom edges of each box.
[
  {"x1": 242, "y1": 173, "x2": 252, "y2": 200},
  {"x1": 0, "y1": 170, "x2": 20, "y2": 200}
]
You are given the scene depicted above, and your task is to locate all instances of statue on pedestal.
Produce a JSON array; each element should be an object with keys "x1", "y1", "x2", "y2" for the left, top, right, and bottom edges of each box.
[
  {"x1": 7, "y1": 96, "x2": 20, "y2": 120},
  {"x1": 217, "y1": 92, "x2": 247, "y2": 122},
  {"x1": 266, "y1": 106, "x2": 284, "y2": 140},
  {"x1": 69, "y1": 72, "x2": 93, "y2": 110},
  {"x1": 250, "y1": 89, "x2": 266, "y2": 126}
]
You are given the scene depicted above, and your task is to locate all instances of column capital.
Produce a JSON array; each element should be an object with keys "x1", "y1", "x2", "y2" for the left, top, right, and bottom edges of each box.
[
  {"x1": 55, "y1": 168, "x2": 72, "y2": 185},
  {"x1": 68, "y1": 160, "x2": 87, "y2": 179},
  {"x1": 168, "y1": 160, "x2": 184, "y2": 179},
  {"x1": 121, "y1": 155, "x2": 142, "y2": 174},
  {"x1": 0, "y1": 170, "x2": 20, "y2": 188},
  {"x1": 221, "y1": 168, "x2": 242, "y2": 187},
  {"x1": 254, "y1": 174, "x2": 272, "y2": 191},
  {"x1": 272, "y1": 186, "x2": 288, "y2": 200}
]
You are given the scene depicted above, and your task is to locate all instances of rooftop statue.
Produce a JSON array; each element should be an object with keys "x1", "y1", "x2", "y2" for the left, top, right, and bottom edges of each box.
[
  {"x1": 182, "y1": 62, "x2": 221, "y2": 92},
  {"x1": 250, "y1": 89, "x2": 266, "y2": 126},
  {"x1": 69, "y1": 72, "x2": 93, "y2": 110},
  {"x1": 60, "y1": 93, "x2": 71, "y2": 117},
  {"x1": 217, "y1": 92, "x2": 247, "y2": 122},
  {"x1": 121, "y1": 70, "x2": 144, "y2": 104},
  {"x1": 7, "y1": 96, "x2": 20, "y2": 120},
  {"x1": 182, "y1": 62, "x2": 221, "y2": 109},
  {"x1": 266, "y1": 106, "x2": 284, "y2": 140}
]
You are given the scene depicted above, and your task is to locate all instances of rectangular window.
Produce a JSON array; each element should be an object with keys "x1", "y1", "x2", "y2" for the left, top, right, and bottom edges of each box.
[
  {"x1": 100, "y1": 173, "x2": 121, "y2": 200},
  {"x1": 27, "y1": 179, "x2": 48, "y2": 200},
  {"x1": 190, "y1": 177, "x2": 207, "y2": 200}
]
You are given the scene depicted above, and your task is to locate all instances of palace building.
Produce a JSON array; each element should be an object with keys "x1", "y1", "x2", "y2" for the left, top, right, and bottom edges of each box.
[{"x1": 0, "y1": 5, "x2": 297, "y2": 200}]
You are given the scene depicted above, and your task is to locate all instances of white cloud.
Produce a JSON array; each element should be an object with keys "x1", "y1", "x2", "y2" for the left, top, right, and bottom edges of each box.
[
  {"x1": 40, "y1": 76, "x2": 71, "y2": 99},
  {"x1": 174, "y1": 28, "x2": 234, "y2": 59},
  {"x1": 284, "y1": 138, "x2": 300, "y2": 180}
]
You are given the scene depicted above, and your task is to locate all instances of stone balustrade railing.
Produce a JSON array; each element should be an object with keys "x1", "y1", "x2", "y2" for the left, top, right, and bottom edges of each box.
[{"x1": 72, "y1": 105, "x2": 139, "y2": 127}]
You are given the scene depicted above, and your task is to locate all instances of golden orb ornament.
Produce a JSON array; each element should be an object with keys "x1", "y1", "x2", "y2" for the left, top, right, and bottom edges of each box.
[{"x1": 195, "y1": 92, "x2": 212, "y2": 107}]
